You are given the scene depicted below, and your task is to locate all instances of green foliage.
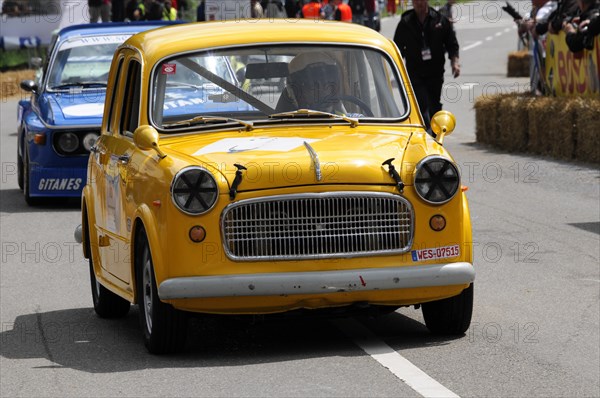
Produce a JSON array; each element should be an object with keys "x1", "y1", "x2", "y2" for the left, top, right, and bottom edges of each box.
[{"x1": 0, "y1": 48, "x2": 45, "y2": 70}]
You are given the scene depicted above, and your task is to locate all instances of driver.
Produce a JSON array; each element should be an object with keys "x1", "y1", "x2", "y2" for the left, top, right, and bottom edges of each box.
[{"x1": 286, "y1": 52, "x2": 344, "y2": 113}]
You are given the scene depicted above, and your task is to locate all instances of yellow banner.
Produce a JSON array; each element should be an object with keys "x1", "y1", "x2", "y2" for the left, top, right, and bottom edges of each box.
[{"x1": 545, "y1": 32, "x2": 600, "y2": 97}]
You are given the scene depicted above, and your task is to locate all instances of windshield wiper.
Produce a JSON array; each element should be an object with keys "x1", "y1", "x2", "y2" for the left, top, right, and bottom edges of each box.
[
  {"x1": 163, "y1": 115, "x2": 254, "y2": 131},
  {"x1": 269, "y1": 109, "x2": 359, "y2": 127},
  {"x1": 51, "y1": 82, "x2": 107, "y2": 90}
]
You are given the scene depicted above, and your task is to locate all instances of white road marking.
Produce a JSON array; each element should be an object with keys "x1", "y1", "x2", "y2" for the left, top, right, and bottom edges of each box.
[
  {"x1": 485, "y1": 36, "x2": 493, "y2": 41},
  {"x1": 504, "y1": 28, "x2": 511, "y2": 32},
  {"x1": 495, "y1": 32, "x2": 503, "y2": 37},
  {"x1": 463, "y1": 40, "x2": 483, "y2": 52},
  {"x1": 332, "y1": 318, "x2": 460, "y2": 398}
]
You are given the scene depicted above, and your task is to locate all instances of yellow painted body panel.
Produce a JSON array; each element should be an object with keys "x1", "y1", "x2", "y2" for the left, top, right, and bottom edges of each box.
[{"x1": 82, "y1": 20, "x2": 472, "y2": 314}]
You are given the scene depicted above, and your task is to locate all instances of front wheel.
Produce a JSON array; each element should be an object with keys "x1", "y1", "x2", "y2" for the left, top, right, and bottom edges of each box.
[
  {"x1": 422, "y1": 284, "x2": 473, "y2": 335},
  {"x1": 136, "y1": 228, "x2": 187, "y2": 354}
]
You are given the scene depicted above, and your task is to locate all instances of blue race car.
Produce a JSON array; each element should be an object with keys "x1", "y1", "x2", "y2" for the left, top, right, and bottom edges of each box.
[{"x1": 17, "y1": 22, "x2": 180, "y2": 205}]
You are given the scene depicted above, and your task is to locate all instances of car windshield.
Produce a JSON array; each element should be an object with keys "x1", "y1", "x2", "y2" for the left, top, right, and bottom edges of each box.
[
  {"x1": 47, "y1": 34, "x2": 131, "y2": 90},
  {"x1": 152, "y1": 45, "x2": 408, "y2": 131}
]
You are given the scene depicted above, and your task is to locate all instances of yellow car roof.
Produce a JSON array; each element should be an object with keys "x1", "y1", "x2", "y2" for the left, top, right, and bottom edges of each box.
[{"x1": 125, "y1": 19, "x2": 398, "y2": 64}]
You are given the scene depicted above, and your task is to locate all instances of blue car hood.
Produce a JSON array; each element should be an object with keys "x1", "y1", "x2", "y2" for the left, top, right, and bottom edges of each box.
[{"x1": 46, "y1": 91, "x2": 106, "y2": 126}]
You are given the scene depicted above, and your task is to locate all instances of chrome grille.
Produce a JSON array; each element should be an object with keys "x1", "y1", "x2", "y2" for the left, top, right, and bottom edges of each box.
[{"x1": 221, "y1": 192, "x2": 413, "y2": 261}]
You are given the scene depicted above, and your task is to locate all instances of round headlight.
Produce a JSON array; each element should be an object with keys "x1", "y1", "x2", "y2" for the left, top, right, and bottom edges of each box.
[
  {"x1": 414, "y1": 156, "x2": 460, "y2": 204},
  {"x1": 82, "y1": 132, "x2": 99, "y2": 151},
  {"x1": 171, "y1": 167, "x2": 218, "y2": 215},
  {"x1": 57, "y1": 132, "x2": 79, "y2": 153}
]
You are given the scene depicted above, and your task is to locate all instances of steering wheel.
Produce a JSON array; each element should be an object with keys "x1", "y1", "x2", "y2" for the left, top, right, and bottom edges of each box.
[{"x1": 337, "y1": 95, "x2": 374, "y2": 117}]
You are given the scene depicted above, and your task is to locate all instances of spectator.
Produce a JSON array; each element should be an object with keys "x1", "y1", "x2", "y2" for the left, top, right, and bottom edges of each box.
[
  {"x1": 563, "y1": 0, "x2": 600, "y2": 51},
  {"x1": 544, "y1": 0, "x2": 578, "y2": 34},
  {"x1": 302, "y1": 0, "x2": 322, "y2": 19},
  {"x1": 387, "y1": 0, "x2": 397, "y2": 16},
  {"x1": 126, "y1": 0, "x2": 145, "y2": 20},
  {"x1": 145, "y1": 0, "x2": 164, "y2": 20},
  {"x1": 322, "y1": 0, "x2": 336, "y2": 19},
  {"x1": 162, "y1": 0, "x2": 177, "y2": 19},
  {"x1": 197, "y1": 0, "x2": 205, "y2": 21},
  {"x1": 262, "y1": 0, "x2": 286, "y2": 18},
  {"x1": 348, "y1": 0, "x2": 365, "y2": 24},
  {"x1": 251, "y1": 0, "x2": 264, "y2": 18},
  {"x1": 393, "y1": 0, "x2": 459, "y2": 128},
  {"x1": 112, "y1": 0, "x2": 125, "y2": 21},
  {"x1": 365, "y1": 0, "x2": 375, "y2": 28},
  {"x1": 285, "y1": 0, "x2": 301, "y2": 18},
  {"x1": 89, "y1": 0, "x2": 111, "y2": 22},
  {"x1": 334, "y1": 0, "x2": 352, "y2": 22}
]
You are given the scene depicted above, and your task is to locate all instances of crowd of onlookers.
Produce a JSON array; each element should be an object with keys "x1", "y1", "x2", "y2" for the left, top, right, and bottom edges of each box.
[
  {"x1": 514, "y1": 0, "x2": 599, "y2": 53},
  {"x1": 503, "y1": 0, "x2": 599, "y2": 94}
]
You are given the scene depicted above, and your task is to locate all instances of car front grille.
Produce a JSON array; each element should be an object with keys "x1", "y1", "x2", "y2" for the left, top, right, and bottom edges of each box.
[{"x1": 221, "y1": 192, "x2": 413, "y2": 261}]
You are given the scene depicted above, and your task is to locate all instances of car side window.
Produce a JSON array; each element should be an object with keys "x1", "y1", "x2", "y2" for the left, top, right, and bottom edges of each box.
[
  {"x1": 120, "y1": 60, "x2": 141, "y2": 136},
  {"x1": 106, "y1": 57, "x2": 124, "y2": 133}
]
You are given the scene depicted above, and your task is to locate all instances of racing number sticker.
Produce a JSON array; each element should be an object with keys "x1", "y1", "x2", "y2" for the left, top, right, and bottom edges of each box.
[
  {"x1": 162, "y1": 63, "x2": 177, "y2": 75},
  {"x1": 411, "y1": 244, "x2": 460, "y2": 262}
]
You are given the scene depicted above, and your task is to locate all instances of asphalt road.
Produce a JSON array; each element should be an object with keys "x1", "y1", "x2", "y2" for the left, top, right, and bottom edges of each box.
[{"x1": 1, "y1": 2, "x2": 599, "y2": 397}]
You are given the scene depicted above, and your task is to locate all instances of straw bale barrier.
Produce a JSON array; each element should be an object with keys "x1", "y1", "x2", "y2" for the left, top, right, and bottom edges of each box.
[
  {"x1": 507, "y1": 51, "x2": 531, "y2": 78},
  {"x1": 1, "y1": 70, "x2": 35, "y2": 100},
  {"x1": 474, "y1": 94, "x2": 600, "y2": 164}
]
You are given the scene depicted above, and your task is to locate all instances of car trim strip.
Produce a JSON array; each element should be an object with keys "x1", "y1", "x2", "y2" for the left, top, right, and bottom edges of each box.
[{"x1": 157, "y1": 262, "x2": 475, "y2": 299}]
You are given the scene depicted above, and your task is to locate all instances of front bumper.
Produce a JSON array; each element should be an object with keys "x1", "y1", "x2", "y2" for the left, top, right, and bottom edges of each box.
[
  {"x1": 29, "y1": 164, "x2": 86, "y2": 197},
  {"x1": 158, "y1": 262, "x2": 475, "y2": 300}
]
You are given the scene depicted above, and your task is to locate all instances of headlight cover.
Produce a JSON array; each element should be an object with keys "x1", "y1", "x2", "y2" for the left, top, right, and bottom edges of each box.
[
  {"x1": 171, "y1": 167, "x2": 218, "y2": 215},
  {"x1": 414, "y1": 156, "x2": 460, "y2": 204},
  {"x1": 57, "y1": 132, "x2": 79, "y2": 153}
]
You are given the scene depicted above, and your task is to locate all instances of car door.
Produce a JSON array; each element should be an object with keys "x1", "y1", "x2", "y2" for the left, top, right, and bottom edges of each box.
[{"x1": 97, "y1": 51, "x2": 142, "y2": 284}]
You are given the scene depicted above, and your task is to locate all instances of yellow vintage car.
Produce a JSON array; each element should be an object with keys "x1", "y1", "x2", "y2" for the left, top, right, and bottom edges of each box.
[{"x1": 77, "y1": 20, "x2": 474, "y2": 354}]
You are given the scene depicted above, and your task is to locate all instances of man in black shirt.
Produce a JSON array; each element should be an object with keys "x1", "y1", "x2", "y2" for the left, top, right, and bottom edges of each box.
[{"x1": 393, "y1": 0, "x2": 460, "y2": 128}]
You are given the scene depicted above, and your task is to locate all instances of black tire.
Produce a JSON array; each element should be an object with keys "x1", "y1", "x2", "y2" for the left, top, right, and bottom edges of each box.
[
  {"x1": 23, "y1": 150, "x2": 41, "y2": 206},
  {"x1": 422, "y1": 284, "x2": 473, "y2": 335},
  {"x1": 86, "y1": 221, "x2": 130, "y2": 318},
  {"x1": 136, "y1": 227, "x2": 187, "y2": 354}
]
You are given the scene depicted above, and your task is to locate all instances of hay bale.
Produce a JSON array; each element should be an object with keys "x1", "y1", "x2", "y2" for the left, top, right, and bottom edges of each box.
[
  {"x1": 474, "y1": 94, "x2": 500, "y2": 145},
  {"x1": 528, "y1": 96, "x2": 576, "y2": 159},
  {"x1": 575, "y1": 98, "x2": 600, "y2": 163},
  {"x1": 507, "y1": 51, "x2": 531, "y2": 77},
  {"x1": 0, "y1": 70, "x2": 35, "y2": 100},
  {"x1": 496, "y1": 93, "x2": 535, "y2": 152}
]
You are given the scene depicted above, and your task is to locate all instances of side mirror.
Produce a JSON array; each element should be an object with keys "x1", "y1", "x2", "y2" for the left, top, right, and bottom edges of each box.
[
  {"x1": 133, "y1": 125, "x2": 166, "y2": 159},
  {"x1": 20, "y1": 80, "x2": 38, "y2": 93},
  {"x1": 431, "y1": 110, "x2": 456, "y2": 145},
  {"x1": 30, "y1": 57, "x2": 42, "y2": 68}
]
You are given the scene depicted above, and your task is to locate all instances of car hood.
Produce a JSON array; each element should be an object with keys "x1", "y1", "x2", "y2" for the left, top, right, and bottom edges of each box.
[
  {"x1": 162, "y1": 127, "x2": 414, "y2": 191},
  {"x1": 45, "y1": 91, "x2": 106, "y2": 126}
]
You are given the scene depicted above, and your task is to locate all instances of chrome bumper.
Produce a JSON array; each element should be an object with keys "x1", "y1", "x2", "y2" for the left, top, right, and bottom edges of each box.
[{"x1": 158, "y1": 262, "x2": 475, "y2": 300}]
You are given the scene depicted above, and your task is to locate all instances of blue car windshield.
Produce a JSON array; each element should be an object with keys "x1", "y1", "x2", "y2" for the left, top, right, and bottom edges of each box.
[
  {"x1": 47, "y1": 34, "x2": 131, "y2": 90},
  {"x1": 151, "y1": 45, "x2": 409, "y2": 131}
]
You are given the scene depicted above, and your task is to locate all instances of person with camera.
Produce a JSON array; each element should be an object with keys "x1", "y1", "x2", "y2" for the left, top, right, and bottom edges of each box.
[{"x1": 562, "y1": 0, "x2": 600, "y2": 51}]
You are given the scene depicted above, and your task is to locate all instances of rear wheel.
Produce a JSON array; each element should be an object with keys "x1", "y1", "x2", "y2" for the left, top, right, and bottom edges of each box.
[
  {"x1": 136, "y1": 227, "x2": 187, "y2": 354},
  {"x1": 422, "y1": 284, "x2": 473, "y2": 335},
  {"x1": 86, "y1": 220, "x2": 130, "y2": 318}
]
